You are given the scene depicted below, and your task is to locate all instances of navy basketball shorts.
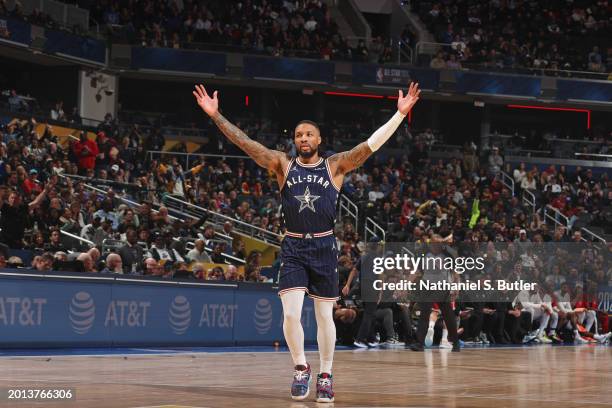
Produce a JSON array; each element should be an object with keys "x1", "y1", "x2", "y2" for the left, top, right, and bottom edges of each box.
[{"x1": 278, "y1": 235, "x2": 339, "y2": 301}]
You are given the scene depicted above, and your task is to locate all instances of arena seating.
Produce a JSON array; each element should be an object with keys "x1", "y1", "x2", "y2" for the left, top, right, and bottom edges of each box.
[{"x1": 411, "y1": 0, "x2": 611, "y2": 73}]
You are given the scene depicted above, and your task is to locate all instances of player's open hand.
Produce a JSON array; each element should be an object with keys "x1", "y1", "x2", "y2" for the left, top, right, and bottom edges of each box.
[
  {"x1": 397, "y1": 82, "x2": 421, "y2": 115},
  {"x1": 193, "y1": 84, "x2": 219, "y2": 117}
]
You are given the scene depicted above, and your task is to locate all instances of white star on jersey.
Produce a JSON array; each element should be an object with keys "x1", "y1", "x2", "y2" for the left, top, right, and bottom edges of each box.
[{"x1": 294, "y1": 186, "x2": 320, "y2": 213}]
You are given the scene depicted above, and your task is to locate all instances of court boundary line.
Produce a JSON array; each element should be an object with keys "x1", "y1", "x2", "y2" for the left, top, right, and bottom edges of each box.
[{"x1": 0, "y1": 343, "x2": 601, "y2": 359}]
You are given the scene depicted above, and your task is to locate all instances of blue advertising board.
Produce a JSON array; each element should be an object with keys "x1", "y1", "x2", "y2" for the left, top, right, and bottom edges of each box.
[
  {"x1": 243, "y1": 56, "x2": 335, "y2": 83},
  {"x1": 557, "y1": 80, "x2": 612, "y2": 103},
  {"x1": 455, "y1": 71, "x2": 541, "y2": 97},
  {"x1": 131, "y1": 47, "x2": 226, "y2": 75},
  {"x1": 0, "y1": 272, "x2": 317, "y2": 348},
  {"x1": 0, "y1": 18, "x2": 31, "y2": 46},
  {"x1": 0, "y1": 278, "x2": 112, "y2": 346},
  {"x1": 352, "y1": 64, "x2": 440, "y2": 90},
  {"x1": 44, "y1": 30, "x2": 106, "y2": 65},
  {"x1": 597, "y1": 286, "x2": 612, "y2": 314}
]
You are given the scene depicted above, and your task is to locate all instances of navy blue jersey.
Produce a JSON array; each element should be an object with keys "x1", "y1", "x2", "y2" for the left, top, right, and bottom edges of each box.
[{"x1": 281, "y1": 157, "x2": 340, "y2": 234}]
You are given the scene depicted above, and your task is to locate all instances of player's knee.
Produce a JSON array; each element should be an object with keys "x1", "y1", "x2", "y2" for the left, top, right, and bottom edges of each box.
[{"x1": 283, "y1": 310, "x2": 302, "y2": 325}]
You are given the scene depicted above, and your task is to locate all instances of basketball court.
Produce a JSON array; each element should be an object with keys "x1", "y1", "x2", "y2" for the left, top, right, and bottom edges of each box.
[{"x1": 0, "y1": 345, "x2": 610, "y2": 407}]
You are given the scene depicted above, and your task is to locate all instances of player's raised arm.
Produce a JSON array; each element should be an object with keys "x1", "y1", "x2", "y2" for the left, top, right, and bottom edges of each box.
[
  {"x1": 193, "y1": 84, "x2": 286, "y2": 173},
  {"x1": 328, "y1": 82, "x2": 421, "y2": 178}
]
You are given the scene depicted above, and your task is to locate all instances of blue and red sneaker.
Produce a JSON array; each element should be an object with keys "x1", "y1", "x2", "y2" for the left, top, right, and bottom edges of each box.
[
  {"x1": 316, "y1": 373, "x2": 335, "y2": 403},
  {"x1": 291, "y1": 363, "x2": 311, "y2": 400}
]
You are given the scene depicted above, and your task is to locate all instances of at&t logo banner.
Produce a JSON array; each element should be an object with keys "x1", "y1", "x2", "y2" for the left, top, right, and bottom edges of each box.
[
  {"x1": 169, "y1": 295, "x2": 191, "y2": 335},
  {"x1": 69, "y1": 291, "x2": 95, "y2": 335},
  {"x1": 254, "y1": 298, "x2": 273, "y2": 334}
]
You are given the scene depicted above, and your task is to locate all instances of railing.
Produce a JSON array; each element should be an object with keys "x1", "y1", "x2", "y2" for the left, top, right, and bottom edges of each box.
[
  {"x1": 430, "y1": 143, "x2": 462, "y2": 152},
  {"x1": 147, "y1": 150, "x2": 250, "y2": 172},
  {"x1": 337, "y1": 0, "x2": 371, "y2": 44},
  {"x1": 183, "y1": 239, "x2": 246, "y2": 265},
  {"x1": 204, "y1": 247, "x2": 246, "y2": 265},
  {"x1": 499, "y1": 170, "x2": 515, "y2": 196},
  {"x1": 415, "y1": 41, "x2": 450, "y2": 56},
  {"x1": 401, "y1": 245, "x2": 416, "y2": 258},
  {"x1": 397, "y1": 39, "x2": 414, "y2": 65},
  {"x1": 575, "y1": 153, "x2": 612, "y2": 161},
  {"x1": 522, "y1": 189, "x2": 536, "y2": 215},
  {"x1": 338, "y1": 194, "x2": 358, "y2": 232},
  {"x1": 364, "y1": 217, "x2": 385, "y2": 243},
  {"x1": 60, "y1": 230, "x2": 94, "y2": 248},
  {"x1": 513, "y1": 149, "x2": 553, "y2": 157},
  {"x1": 160, "y1": 202, "x2": 232, "y2": 245},
  {"x1": 163, "y1": 195, "x2": 281, "y2": 247},
  {"x1": 580, "y1": 228, "x2": 607, "y2": 244},
  {"x1": 70, "y1": 176, "x2": 240, "y2": 248},
  {"x1": 544, "y1": 205, "x2": 569, "y2": 233},
  {"x1": 60, "y1": 174, "x2": 180, "y2": 221}
]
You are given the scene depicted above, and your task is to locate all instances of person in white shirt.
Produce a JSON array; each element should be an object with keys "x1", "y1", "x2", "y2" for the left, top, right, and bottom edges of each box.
[
  {"x1": 187, "y1": 239, "x2": 212, "y2": 263},
  {"x1": 521, "y1": 172, "x2": 537, "y2": 190},
  {"x1": 516, "y1": 287, "x2": 552, "y2": 343},
  {"x1": 513, "y1": 162, "x2": 527, "y2": 185},
  {"x1": 543, "y1": 176, "x2": 562, "y2": 193},
  {"x1": 368, "y1": 184, "x2": 384, "y2": 202}
]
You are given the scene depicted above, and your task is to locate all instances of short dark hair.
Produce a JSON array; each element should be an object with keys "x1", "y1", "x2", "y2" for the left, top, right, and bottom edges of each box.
[{"x1": 294, "y1": 120, "x2": 320, "y2": 133}]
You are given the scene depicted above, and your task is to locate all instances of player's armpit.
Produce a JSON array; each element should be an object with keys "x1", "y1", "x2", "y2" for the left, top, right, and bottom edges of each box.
[
  {"x1": 211, "y1": 112, "x2": 287, "y2": 173},
  {"x1": 328, "y1": 141, "x2": 373, "y2": 177}
]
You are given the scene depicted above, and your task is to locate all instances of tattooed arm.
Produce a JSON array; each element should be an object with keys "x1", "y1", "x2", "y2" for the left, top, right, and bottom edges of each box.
[
  {"x1": 328, "y1": 142, "x2": 373, "y2": 176},
  {"x1": 211, "y1": 112, "x2": 285, "y2": 172},
  {"x1": 193, "y1": 85, "x2": 287, "y2": 176}
]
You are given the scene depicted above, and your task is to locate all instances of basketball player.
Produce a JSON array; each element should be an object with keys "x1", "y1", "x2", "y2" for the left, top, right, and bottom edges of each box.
[{"x1": 193, "y1": 82, "x2": 421, "y2": 402}]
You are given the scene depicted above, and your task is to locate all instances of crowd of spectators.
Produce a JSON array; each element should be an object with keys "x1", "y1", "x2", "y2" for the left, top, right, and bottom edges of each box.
[
  {"x1": 95, "y1": 0, "x2": 370, "y2": 61},
  {"x1": 0, "y1": 114, "x2": 277, "y2": 282},
  {"x1": 0, "y1": 100, "x2": 610, "y2": 347},
  {"x1": 413, "y1": 0, "x2": 611, "y2": 74},
  {"x1": 0, "y1": 0, "x2": 60, "y2": 31}
]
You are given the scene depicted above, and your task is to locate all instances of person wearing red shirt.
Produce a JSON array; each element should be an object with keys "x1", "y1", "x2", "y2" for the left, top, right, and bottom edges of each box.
[
  {"x1": 72, "y1": 132, "x2": 99, "y2": 172},
  {"x1": 22, "y1": 169, "x2": 42, "y2": 196}
]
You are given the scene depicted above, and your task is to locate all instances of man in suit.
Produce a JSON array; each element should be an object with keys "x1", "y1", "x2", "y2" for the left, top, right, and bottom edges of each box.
[{"x1": 118, "y1": 228, "x2": 144, "y2": 274}]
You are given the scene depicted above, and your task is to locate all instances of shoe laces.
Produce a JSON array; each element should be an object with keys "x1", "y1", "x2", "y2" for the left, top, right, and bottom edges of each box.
[
  {"x1": 318, "y1": 378, "x2": 332, "y2": 388},
  {"x1": 294, "y1": 369, "x2": 309, "y2": 382}
]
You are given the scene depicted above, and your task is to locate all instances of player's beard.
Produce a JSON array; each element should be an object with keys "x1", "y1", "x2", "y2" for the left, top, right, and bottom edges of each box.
[{"x1": 298, "y1": 145, "x2": 318, "y2": 159}]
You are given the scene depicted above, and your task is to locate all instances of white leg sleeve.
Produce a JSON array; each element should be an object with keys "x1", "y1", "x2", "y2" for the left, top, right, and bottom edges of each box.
[
  {"x1": 314, "y1": 299, "x2": 336, "y2": 374},
  {"x1": 537, "y1": 312, "x2": 550, "y2": 333},
  {"x1": 281, "y1": 290, "x2": 306, "y2": 366},
  {"x1": 584, "y1": 310, "x2": 596, "y2": 332},
  {"x1": 549, "y1": 311, "x2": 558, "y2": 331}
]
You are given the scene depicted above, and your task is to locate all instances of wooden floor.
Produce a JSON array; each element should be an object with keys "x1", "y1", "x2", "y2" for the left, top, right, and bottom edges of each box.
[{"x1": 0, "y1": 346, "x2": 610, "y2": 408}]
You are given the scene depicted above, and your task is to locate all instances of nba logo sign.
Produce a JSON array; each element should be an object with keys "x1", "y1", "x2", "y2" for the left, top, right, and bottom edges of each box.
[{"x1": 376, "y1": 68, "x2": 384, "y2": 84}]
